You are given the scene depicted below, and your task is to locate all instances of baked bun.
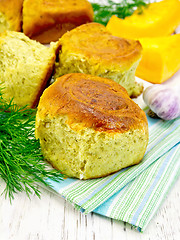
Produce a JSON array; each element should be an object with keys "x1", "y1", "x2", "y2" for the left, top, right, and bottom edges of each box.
[
  {"x1": 0, "y1": 31, "x2": 60, "y2": 108},
  {"x1": 35, "y1": 73, "x2": 149, "y2": 179},
  {"x1": 0, "y1": 0, "x2": 23, "y2": 33},
  {"x1": 22, "y1": 0, "x2": 94, "y2": 44},
  {"x1": 55, "y1": 22, "x2": 143, "y2": 98}
]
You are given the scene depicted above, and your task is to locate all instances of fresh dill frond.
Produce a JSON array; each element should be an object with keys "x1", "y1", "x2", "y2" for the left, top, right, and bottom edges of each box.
[
  {"x1": 0, "y1": 90, "x2": 64, "y2": 201},
  {"x1": 91, "y1": 0, "x2": 149, "y2": 25}
]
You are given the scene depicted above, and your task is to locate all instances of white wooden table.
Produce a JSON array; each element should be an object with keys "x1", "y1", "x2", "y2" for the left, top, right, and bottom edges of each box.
[{"x1": 0, "y1": 176, "x2": 180, "y2": 240}]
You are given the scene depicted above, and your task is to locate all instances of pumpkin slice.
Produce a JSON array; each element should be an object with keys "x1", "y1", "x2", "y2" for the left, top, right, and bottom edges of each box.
[
  {"x1": 106, "y1": 0, "x2": 180, "y2": 39},
  {"x1": 136, "y1": 34, "x2": 180, "y2": 83}
]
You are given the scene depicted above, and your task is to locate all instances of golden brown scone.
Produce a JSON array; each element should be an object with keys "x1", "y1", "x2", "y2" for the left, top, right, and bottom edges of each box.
[
  {"x1": 22, "y1": 0, "x2": 94, "y2": 44},
  {"x1": 0, "y1": 0, "x2": 23, "y2": 33},
  {"x1": 35, "y1": 73, "x2": 149, "y2": 179},
  {"x1": 55, "y1": 23, "x2": 143, "y2": 98},
  {"x1": 0, "y1": 31, "x2": 60, "y2": 108}
]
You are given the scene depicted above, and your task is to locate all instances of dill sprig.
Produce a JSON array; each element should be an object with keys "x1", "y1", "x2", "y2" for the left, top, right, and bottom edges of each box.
[
  {"x1": 91, "y1": 0, "x2": 149, "y2": 25},
  {"x1": 0, "y1": 90, "x2": 64, "y2": 201}
]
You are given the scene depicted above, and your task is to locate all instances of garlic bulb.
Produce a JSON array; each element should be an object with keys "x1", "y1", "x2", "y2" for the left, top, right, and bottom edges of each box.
[{"x1": 143, "y1": 84, "x2": 180, "y2": 120}]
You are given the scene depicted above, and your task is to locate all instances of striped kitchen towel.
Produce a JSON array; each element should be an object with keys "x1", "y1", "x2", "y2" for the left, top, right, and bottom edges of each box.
[{"x1": 46, "y1": 115, "x2": 180, "y2": 231}]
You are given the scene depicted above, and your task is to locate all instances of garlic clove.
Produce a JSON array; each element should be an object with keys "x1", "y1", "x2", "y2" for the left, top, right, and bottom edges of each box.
[{"x1": 143, "y1": 85, "x2": 180, "y2": 120}]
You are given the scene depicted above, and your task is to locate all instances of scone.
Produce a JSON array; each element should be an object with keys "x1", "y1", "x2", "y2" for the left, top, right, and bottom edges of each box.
[
  {"x1": 55, "y1": 23, "x2": 143, "y2": 98},
  {"x1": 35, "y1": 73, "x2": 149, "y2": 179},
  {"x1": 0, "y1": 31, "x2": 60, "y2": 108},
  {"x1": 22, "y1": 0, "x2": 94, "y2": 44},
  {"x1": 0, "y1": 0, "x2": 23, "y2": 33}
]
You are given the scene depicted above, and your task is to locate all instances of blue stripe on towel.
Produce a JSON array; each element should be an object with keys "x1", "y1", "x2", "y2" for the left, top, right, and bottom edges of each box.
[{"x1": 130, "y1": 146, "x2": 177, "y2": 225}]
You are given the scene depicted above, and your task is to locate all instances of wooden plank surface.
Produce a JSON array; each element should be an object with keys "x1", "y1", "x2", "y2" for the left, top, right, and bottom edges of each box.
[{"x1": 0, "y1": 177, "x2": 180, "y2": 240}]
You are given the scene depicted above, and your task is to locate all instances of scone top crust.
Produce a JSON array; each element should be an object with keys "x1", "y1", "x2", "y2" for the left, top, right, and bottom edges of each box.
[
  {"x1": 59, "y1": 23, "x2": 142, "y2": 71},
  {"x1": 23, "y1": 0, "x2": 94, "y2": 37},
  {"x1": 37, "y1": 73, "x2": 148, "y2": 133}
]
